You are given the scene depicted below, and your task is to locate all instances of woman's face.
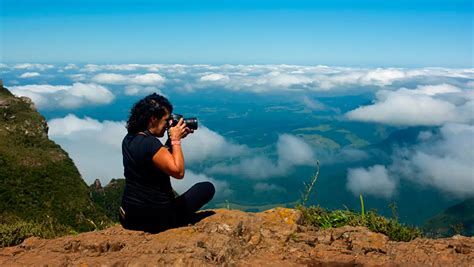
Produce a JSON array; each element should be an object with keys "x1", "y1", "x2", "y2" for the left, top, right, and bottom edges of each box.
[{"x1": 149, "y1": 110, "x2": 170, "y2": 137}]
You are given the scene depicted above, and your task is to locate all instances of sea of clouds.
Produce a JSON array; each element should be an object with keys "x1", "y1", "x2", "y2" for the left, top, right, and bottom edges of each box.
[{"x1": 1, "y1": 63, "x2": 473, "y2": 199}]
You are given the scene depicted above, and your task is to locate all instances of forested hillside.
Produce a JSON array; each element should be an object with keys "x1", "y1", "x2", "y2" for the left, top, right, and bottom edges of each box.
[{"x1": 0, "y1": 83, "x2": 111, "y2": 240}]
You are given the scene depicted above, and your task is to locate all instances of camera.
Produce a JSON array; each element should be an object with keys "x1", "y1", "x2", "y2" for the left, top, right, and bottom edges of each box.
[{"x1": 169, "y1": 114, "x2": 198, "y2": 130}]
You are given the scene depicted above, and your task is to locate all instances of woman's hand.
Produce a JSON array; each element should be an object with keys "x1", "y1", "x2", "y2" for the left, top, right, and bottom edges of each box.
[
  {"x1": 168, "y1": 118, "x2": 188, "y2": 140},
  {"x1": 181, "y1": 128, "x2": 194, "y2": 139}
]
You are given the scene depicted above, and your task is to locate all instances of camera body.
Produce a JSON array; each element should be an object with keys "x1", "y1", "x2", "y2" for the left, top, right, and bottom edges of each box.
[{"x1": 169, "y1": 114, "x2": 198, "y2": 130}]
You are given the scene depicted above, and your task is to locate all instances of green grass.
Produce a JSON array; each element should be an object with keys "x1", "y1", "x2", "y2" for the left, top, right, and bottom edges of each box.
[
  {"x1": 0, "y1": 219, "x2": 71, "y2": 247},
  {"x1": 296, "y1": 205, "x2": 422, "y2": 242}
]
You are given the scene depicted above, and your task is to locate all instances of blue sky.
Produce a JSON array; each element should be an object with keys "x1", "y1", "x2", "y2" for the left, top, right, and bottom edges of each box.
[{"x1": 1, "y1": 0, "x2": 473, "y2": 67}]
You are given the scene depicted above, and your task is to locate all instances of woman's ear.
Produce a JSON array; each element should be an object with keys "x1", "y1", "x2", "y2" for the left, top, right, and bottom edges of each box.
[{"x1": 148, "y1": 115, "x2": 158, "y2": 128}]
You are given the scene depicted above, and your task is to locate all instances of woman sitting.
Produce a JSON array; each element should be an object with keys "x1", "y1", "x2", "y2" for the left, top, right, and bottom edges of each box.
[{"x1": 119, "y1": 93, "x2": 215, "y2": 233}]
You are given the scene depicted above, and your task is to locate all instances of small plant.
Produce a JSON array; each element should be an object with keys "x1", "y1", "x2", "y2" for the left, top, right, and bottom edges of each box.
[
  {"x1": 301, "y1": 161, "x2": 320, "y2": 206},
  {"x1": 389, "y1": 202, "x2": 399, "y2": 222},
  {"x1": 450, "y1": 223, "x2": 464, "y2": 235},
  {"x1": 359, "y1": 194, "x2": 365, "y2": 221}
]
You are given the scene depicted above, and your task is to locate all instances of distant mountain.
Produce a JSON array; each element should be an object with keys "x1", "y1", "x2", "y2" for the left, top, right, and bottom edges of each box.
[
  {"x1": 0, "y1": 83, "x2": 110, "y2": 231},
  {"x1": 89, "y1": 178, "x2": 126, "y2": 222},
  {"x1": 423, "y1": 197, "x2": 474, "y2": 237}
]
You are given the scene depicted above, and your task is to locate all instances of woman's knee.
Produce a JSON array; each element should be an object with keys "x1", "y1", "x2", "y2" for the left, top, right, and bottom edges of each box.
[{"x1": 196, "y1": 181, "x2": 215, "y2": 199}]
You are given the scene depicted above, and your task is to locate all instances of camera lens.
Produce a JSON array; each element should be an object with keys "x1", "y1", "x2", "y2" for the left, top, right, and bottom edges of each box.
[{"x1": 184, "y1": 118, "x2": 198, "y2": 130}]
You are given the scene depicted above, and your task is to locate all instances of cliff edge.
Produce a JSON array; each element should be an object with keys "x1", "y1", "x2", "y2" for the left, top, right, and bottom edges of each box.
[{"x1": 1, "y1": 208, "x2": 473, "y2": 266}]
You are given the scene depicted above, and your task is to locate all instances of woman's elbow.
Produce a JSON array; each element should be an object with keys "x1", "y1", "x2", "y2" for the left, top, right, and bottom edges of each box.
[{"x1": 172, "y1": 170, "x2": 185, "y2": 179}]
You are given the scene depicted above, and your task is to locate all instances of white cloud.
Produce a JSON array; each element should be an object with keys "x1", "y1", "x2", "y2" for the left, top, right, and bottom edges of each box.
[
  {"x1": 200, "y1": 73, "x2": 229, "y2": 82},
  {"x1": 64, "y1": 64, "x2": 78, "y2": 70},
  {"x1": 360, "y1": 68, "x2": 407, "y2": 86},
  {"x1": 184, "y1": 65, "x2": 474, "y2": 93},
  {"x1": 346, "y1": 85, "x2": 470, "y2": 126},
  {"x1": 181, "y1": 126, "x2": 249, "y2": 163},
  {"x1": 413, "y1": 83, "x2": 462, "y2": 96},
  {"x1": 91, "y1": 73, "x2": 128, "y2": 84},
  {"x1": 392, "y1": 123, "x2": 474, "y2": 198},
  {"x1": 48, "y1": 114, "x2": 103, "y2": 136},
  {"x1": 131, "y1": 73, "x2": 165, "y2": 85},
  {"x1": 79, "y1": 64, "x2": 166, "y2": 72},
  {"x1": 207, "y1": 156, "x2": 283, "y2": 179},
  {"x1": 347, "y1": 123, "x2": 474, "y2": 199},
  {"x1": 346, "y1": 165, "x2": 397, "y2": 199},
  {"x1": 13, "y1": 63, "x2": 54, "y2": 71},
  {"x1": 277, "y1": 134, "x2": 315, "y2": 168},
  {"x1": 80, "y1": 64, "x2": 101, "y2": 72},
  {"x1": 9, "y1": 83, "x2": 114, "y2": 109},
  {"x1": 19, "y1": 72, "x2": 40, "y2": 78},
  {"x1": 206, "y1": 134, "x2": 315, "y2": 179},
  {"x1": 92, "y1": 73, "x2": 165, "y2": 85},
  {"x1": 69, "y1": 74, "x2": 86, "y2": 81},
  {"x1": 48, "y1": 115, "x2": 127, "y2": 184},
  {"x1": 124, "y1": 85, "x2": 164, "y2": 96},
  {"x1": 20, "y1": 64, "x2": 471, "y2": 96}
]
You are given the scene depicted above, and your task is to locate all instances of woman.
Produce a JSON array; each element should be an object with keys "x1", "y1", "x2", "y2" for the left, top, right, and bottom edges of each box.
[{"x1": 119, "y1": 93, "x2": 215, "y2": 233}]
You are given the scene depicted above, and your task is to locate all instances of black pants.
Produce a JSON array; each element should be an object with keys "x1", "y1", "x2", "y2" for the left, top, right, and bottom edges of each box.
[{"x1": 120, "y1": 181, "x2": 215, "y2": 233}]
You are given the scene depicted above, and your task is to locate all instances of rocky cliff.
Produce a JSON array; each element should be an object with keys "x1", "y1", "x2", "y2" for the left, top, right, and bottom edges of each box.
[
  {"x1": 0, "y1": 83, "x2": 110, "y2": 232},
  {"x1": 1, "y1": 208, "x2": 472, "y2": 266}
]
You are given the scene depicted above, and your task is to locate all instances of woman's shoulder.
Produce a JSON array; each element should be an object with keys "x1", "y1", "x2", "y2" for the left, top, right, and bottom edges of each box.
[{"x1": 124, "y1": 133, "x2": 162, "y2": 146}]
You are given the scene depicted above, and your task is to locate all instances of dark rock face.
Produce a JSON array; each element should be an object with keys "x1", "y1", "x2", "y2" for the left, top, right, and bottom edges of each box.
[
  {"x1": 93, "y1": 179, "x2": 103, "y2": 191},
  {"x1": 1, "y1": 208, "x2": 473, "y2": 266}
]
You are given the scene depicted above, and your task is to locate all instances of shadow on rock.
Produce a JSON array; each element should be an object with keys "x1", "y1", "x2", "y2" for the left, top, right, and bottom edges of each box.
[{"x1": 187, "y1": 210, "x2": 217, "y2": 225}]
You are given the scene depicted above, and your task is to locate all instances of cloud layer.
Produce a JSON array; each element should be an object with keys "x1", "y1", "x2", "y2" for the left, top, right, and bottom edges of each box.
[
  {"x1": 347, "y1": 123, "x2": 474, "y2": 199},
  {"x1": 10, "y1": 83, "x2": 114, "y2": 109},
  {"x1": 346, "y1": 84, "x2": 472, "y2": 126},
  {"x1": 4, "y1": 64, "x2": 473, "y2": 96},
  {"x1": 48, "y1": 114, "x2": 127, "y2": 184},
  {"x1": 393, "y1": 123, "x2": 474, "y2": 197},
  {"x1": 92, "y1": 73, "x2": 165, "y2": 85},
  {"x1": 206, "y1": 134, "x2": 315, "y2": 179}
]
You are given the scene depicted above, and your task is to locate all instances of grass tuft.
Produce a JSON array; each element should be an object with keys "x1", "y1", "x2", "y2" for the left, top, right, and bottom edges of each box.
[{"x1": 296, "y1": 205, "x2": 422, "y2": 242}]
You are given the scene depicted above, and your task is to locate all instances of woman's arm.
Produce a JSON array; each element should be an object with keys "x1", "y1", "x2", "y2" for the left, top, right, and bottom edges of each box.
[
  {"x1": 151, "y1": 118, "x2": 187, "y2": 179},
  {"x1": 152, "y1": 142, "x2": 185, "y2": 179}
]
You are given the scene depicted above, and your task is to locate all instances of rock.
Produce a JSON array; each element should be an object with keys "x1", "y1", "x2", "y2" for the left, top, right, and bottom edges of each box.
[
  {"x1": 93, "y1": 179, "x2": 103, "y2": 191},
  {"x1": 1, "y1": 208, "x2": 473, "y2": 266}
]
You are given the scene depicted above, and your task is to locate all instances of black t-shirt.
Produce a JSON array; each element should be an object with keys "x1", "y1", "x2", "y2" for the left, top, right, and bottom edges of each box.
[{"x1": 121, "y1": 131, "x2": 174, "y2": 209}]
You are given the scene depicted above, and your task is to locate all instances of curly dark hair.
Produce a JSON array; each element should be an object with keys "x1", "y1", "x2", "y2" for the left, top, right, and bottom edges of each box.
[{"x1": 126, "y1": 93, "x2": 173, "y2": 134}]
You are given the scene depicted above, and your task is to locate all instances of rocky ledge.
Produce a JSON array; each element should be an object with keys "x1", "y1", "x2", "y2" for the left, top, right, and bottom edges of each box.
[{"x1": 1, "y1": 208, "x2": 473, "y2": 266}]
